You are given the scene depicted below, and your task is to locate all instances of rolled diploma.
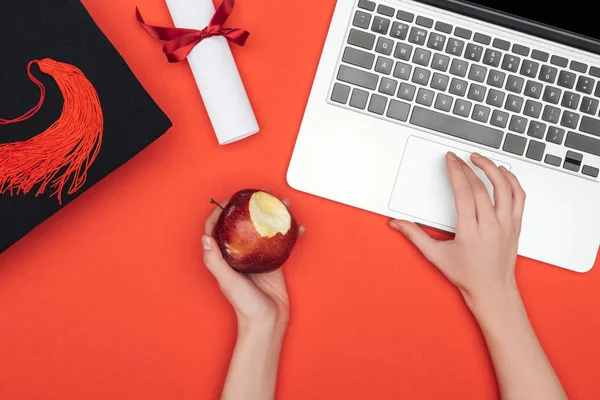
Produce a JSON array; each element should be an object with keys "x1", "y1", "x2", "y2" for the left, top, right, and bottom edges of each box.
[{"x1": 165, "y1": 0, "x2": 259, "y2": 144}]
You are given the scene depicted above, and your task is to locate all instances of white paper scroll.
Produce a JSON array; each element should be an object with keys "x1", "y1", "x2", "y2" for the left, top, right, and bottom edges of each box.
[{"x1": 165, "y1": 0, "x2": 259, "y2": 144}]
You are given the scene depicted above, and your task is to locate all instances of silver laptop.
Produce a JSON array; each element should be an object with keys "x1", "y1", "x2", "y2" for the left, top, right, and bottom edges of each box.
[{"x1": 288, "y1": 0, "x2": 600, "y2": 272}]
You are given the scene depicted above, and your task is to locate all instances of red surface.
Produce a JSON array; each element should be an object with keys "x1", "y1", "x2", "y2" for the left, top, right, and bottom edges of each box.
[{"x1": 0, "y1": 1, "x2": 598, "y2": 398}]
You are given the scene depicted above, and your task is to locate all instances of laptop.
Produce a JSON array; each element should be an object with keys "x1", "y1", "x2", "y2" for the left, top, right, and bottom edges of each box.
[{"x1": 288, "y1": 0, "x2": 600, "y2": 272}]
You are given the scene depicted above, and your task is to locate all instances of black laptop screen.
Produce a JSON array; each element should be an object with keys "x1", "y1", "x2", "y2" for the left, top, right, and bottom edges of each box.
[{"x1": 466, "y1": 0, "x2": 599, "y2": 42}]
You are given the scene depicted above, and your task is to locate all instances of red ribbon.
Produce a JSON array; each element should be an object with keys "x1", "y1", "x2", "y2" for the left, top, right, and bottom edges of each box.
[{"x1": 136, "y1": 0, "x2": 249, "y2": 63}]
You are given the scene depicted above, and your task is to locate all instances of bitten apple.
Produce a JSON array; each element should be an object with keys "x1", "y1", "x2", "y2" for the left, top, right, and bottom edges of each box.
[{"x1": 212, "y1": 189, "x2": 298, "y2": 273}]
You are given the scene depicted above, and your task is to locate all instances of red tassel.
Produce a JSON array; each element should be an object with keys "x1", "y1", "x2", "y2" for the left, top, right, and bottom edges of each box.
[{"x1": 0, "y1": 58, "x2": 103, "y2": 204}]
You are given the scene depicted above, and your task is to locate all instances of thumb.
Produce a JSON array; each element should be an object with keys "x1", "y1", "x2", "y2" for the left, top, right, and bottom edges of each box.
[
  {"x1": 389, "y1": 220, "x2": 438, "y2": 257},
  {"x1": 202, "y1": 234, "x2": 244, "y2": 293}
]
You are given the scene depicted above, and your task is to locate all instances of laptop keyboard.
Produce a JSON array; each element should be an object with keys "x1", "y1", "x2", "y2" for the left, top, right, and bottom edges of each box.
[{"x1": 329, "y1": 0, "x2": 600, "y2": 179}]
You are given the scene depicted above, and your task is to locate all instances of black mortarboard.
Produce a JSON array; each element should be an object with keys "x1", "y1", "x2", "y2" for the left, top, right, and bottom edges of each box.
[{"x1": 0, "y1": 0, "x2": 172, "y2": 252}]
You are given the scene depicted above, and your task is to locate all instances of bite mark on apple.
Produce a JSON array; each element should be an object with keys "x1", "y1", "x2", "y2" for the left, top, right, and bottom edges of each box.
[{"x1": 249, "y1": 191, "x2": 291, "y2": 238}]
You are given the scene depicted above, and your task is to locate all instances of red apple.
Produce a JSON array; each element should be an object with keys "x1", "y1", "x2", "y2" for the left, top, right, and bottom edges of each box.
[{"x1": 212, "y1": 189, "x2": 298, "y2": 273}]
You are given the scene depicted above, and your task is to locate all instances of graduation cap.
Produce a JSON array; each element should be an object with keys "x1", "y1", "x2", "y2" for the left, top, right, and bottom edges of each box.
[{"x1": 0, "y1": 0, "x2": 172, "y2": 252}]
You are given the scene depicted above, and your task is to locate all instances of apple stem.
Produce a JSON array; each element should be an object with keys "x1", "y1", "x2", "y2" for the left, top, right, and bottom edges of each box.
[{"x1": 210, "y1": 198, "x2": 225, "y2": 210}]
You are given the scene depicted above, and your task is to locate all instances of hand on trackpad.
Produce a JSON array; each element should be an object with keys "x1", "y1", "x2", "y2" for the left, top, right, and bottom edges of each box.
[{"x1": 388, "y1": 136, "x2": 511, "y2": 230}]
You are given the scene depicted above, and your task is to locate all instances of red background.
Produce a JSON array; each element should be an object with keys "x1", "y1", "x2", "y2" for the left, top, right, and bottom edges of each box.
[{"x1": 1, "y1": 0, "x2": 599, "y2": 398}]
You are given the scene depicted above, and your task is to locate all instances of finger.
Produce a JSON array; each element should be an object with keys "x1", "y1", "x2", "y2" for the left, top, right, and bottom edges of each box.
[
  {"x1": 445, "y1": 152, "x2": 477, "y2": 230},
  {"x1": 500, "y1": 166, "x2": 526, "y2": 226},
  {"x1": 470, "y1": 153, "x2": 513, "y2": 221},
  {"x1": 205, "y1": 198, "x2": 230, "y2": 235},
  {"x1": 389, "y1": 220, "x2": 439, "y2": 261},
  {"x1": 202, "y1": 234, "x2": 245, "y2": 293},
  {"x1": 298, "y1": 225, "x2": 306, "y2": 236},
  {"x1": 458, "y1": 158, "x2": 495, "y2": 223}
]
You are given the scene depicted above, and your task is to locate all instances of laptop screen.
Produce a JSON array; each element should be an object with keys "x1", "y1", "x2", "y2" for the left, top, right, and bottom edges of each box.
[{"x1": 467, "y1": 0, "x2": 599, "y2": 42}]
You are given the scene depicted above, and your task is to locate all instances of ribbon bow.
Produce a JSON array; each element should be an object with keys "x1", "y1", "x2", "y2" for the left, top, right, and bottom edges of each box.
[{"x1": 136, "y1": 0, "x2": 249, "y2": 63}]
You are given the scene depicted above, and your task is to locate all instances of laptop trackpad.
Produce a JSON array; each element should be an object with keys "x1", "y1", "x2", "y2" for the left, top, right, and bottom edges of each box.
[{"x1": 388, "y1": 136, "x2": 511, "y2": 230}]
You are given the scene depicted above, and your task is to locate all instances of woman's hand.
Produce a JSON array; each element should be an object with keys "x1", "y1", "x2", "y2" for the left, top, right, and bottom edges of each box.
[{"x1": 389, "y1": 152, "x2": 525, "y2": 308}]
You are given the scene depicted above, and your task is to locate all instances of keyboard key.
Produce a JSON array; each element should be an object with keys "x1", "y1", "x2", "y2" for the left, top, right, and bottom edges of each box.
[
  {"x1": 472, "y1": 104, "x2": 491, "y2": 123},
  {"x1": 416, "y1": 88, "x2": 435, "y2": 106},
  {"x1": 582, "y1": 165, "x2": 599, "y2": 177},
  {"x1": 590, "y1": 66, "x2": 600, "y2": 78},
  {"x1": 467, "y1": 84, "x2": 486, "y2": 102},
  {"x1": 542, "y1": 105, "x2": 561, "y2": 124},
  {"x1": 450, "y1": 59, "x2": 468, "y2": 77},
  {"x1": 473, "y1": 32, "x2": 491, "y2": 45},
  {"x1": 501, "y1": 54, "x2": 520, "y2": 72},
  {"x1": 434, "y1": 93, "x2": 454, "y2": 112},
  {"x1": 408, "y1": 27, "x2": 428, "y2": 45},
  {"x1": 353, "y1": 10, "x2": 372, "y2": 29},
  {"x1": 570, "y1": 61, "x2": 587, "y2": 73},
  {"x1": 581, "y1": 97, "x2": 599, "y2": 115},
  {"x1": 427, "y1": 33, "x2": 446, "y2": 51},
  {"x1": 580, "y1": 116, "x2": 600, "y2": 137},
  {"x1": 561, "y1": 111, "x2": 580, "y2": 129},
  {"x1": 539, "y1": 65, "x2": 558, "y2": 83},
  {"x1": 387, "y1": 99, "x2": 411, "y2": 121},
  {"x1": 349, "y1": 88, "x2": 369, "y2": 109},
  {"x1": 446, "y1": 38, "x2": 465, "y2": 57},
  {"x1": 527, "y1": 121, "x2": 546, "y2": 139},
  {"x1": 453, "y1": 99, "x2": 472, "y2": 117},
  {"x1": 431, "y1": 53, "x2": 450, "y2": 72},
  {"x1": 506, "y1": 75, "x2": 524, "y2": 93},
  {"x1": 487, "y1": 69, "x2": 506, "y2": 88},
  {"x1": 454, "y1": 27, "x2": 471, "y2": 39},
  {"x1": 377, "y1": 4, "x2": 395, "y2": 17},
  {"x1": 557, "y1": 70, "x2": 576, "y2": 89},
  {"x1": 416, "y1": 16, "x2": 433, "y2": 28},
  {"x1": 411, "y1": 106, "x2": 504, "y2": 148},
  {"x1": 368, "y1": 94, "x2": 388, "y2": 114},
  {"x1": 378, "y1": 77, "x2": 398, "y2": 95},
  {"x1": 342, "y1": 47, "x2": 375, "y2": 69},
  {"x1": 358, "y1": 0, "x2": 375, "y2": 11},
  {"x1": 376, "y1": 37, "x2": 394, "y2": 55},
  {"x1": 412, "y1": 67, "x2": 431, "y2": 86},
  {"x1": 490, "y1": 109, "x2": 509, "y2": 128},
  {"x1": 542, "y1": 86, "x2": 561, "y2": 104},
  {"x1": 398, "y1": 82, "x2": 416, "y2": 101},
  {"x1": 546, "y1": 126, "x2": 565, "y2": 144},
  {"x1": 493, "y1": 38, "x2": 510, "y2": 51},
  {"x1": 331, "y1": 83, "x2": 350, "y2": 104},
  {"x1": 348, "y1": 29, "x2": 376, "y2": 50},
  {"x1": 486, "y1": 89, "x2": 505, "y2": 108},
  {"x1": 526, "y1": 140, "x2": 546, "y2": 161},
  {"x1": 338, "y1": 65, "x2": 379, "y2": 90},
  {"x1": 394, "y1": 43, "x2": 413, "y2": 61},
  {"x1": 431, "y1": 72, "x2": 450, "y2": 91},
  {"x1": 503, "y1": 133, "x2": 527, "y2": 155},
  {"x1": 372, "y1": 16, "x2": 391, "y2": 34},
  {"x1": 483, "y1": 49, "x2": 502, "y2": 67},
  {"x1": 509, "y1": 115, "x2": 528, "y2": 134},
  {"x1": 396, "y1": 10, "x2": 414, "y2": 22},
  {"x1": 576, "y1": 76, "x2": 595, "y2": 94},
  {"x1": 505, "y1": 94, "x2": 524, "y2": 113},
  {"x1": 413, "y1": 48, "x2": 432, "y2": 66},
  {"x1": 449, "y1": 78, "x2": 468, "y2": 96},
  {"x1": 519, "y1": 60, "x2": 539, "y2": 78},
  {"x1": 561, "y1": 92, "x2": 580, "y2": 110},
  {"x1": 531, "y1": 49, "x2": 549, "y2": 62},
  {"x1": 512, "y1": 44, "x2": 529, "y2": 56},
  {"x1": 550, "y1": 55, "x2": 568, "y2": 68},
  {"x1": 595, "y1": 83, "x2": 600, "y2": 98},
  {"x1": 524, "y1": 80, "x2": 542, "y2": 99},
  {"x1": 435, "y1": 21, "x2": 453, "y2": 34},
  {"x1": 545, "y1": 154, "x2": 562, "y2": 166},
  {"x1": 390, "y1": 21, "x2": 409, "y2": 40},
  {"x1": 393, "y1": 62, "x2": 412, "y2": 80},
  {"x1": 467, "y1": 65, "x2": 486, "y2": 83},
  {"x1": 465, "y1": 43, "x2": 483, "y2": 62},
  {"x1": 564, "y1": 150, "x2": 583, "y2": 172},
  {"x1": 375, "y1": 56, "x2": 393, "y2": 74},
  {"x1": 524, "y1": 100, "x2": 542, "y2": 118}
]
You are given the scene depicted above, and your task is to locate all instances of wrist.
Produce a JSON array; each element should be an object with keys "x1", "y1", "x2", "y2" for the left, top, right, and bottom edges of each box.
[
  {"x1": 461, "y1": 277, "x2": 523, "y2": 321},
  {"x1": 237, "y1": 312, "x2": 288, "y2": 340}
]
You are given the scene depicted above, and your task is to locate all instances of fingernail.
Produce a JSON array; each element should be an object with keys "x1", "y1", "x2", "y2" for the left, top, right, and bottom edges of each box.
[
  {"x1": 389, "y1": 220, "x2": 402, "y2": 230},
  {"x1": 202, "y1": 235, "x2": 212, "y2": 251},
  {"x1": 446, "y1": 152, "x2": 456, "y2": 161},
  {"x1": 471, "y1": 152, "x2": 481, "y2": 159},
  {"x1": 499, "y1": 165, "x2": 507, "y2": 171}
]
